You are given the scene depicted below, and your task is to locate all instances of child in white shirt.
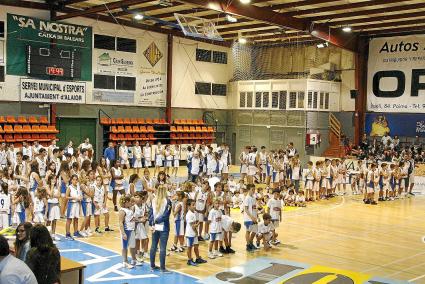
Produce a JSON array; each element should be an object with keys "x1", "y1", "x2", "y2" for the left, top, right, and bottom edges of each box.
[
  {"x1": 266, "y1": 189, "x2": 282, "y2": 245},
  {"x1": 256, "y1": 213, "x2": 274, "y2": 249},
  {"x1": 208, "y1": 199, "x2": 223, "y2": 259}
]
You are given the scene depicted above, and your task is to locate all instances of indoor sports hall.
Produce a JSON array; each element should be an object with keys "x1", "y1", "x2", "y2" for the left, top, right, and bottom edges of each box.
[{"x1": 0, "y1": 1, "x2": 425, "y2": 284}]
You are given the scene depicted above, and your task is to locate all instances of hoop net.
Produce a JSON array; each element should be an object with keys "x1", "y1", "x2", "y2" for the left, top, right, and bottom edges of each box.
[{"x1": 174, "y1": 13, "x2": 223, "y2": 41}]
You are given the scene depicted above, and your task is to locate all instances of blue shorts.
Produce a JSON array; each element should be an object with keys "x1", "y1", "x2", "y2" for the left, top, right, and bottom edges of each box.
[
  {"x1": 186, "y1": 236, "x2": 198, "y2": 247},
  {"x1": 122, "y1": 230, "x2": 135, "y2": 249},
  {"x1": 244, "y1": 221, "x2": 254, "y2": 229},
  {"x1": 210, "y1": 232, "x2": 221, "y2": 241}
]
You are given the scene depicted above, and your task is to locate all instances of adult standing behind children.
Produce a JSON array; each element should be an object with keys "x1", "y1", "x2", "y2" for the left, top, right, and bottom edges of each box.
[{"x1": 149, "y1": 185, "x2": 172, "y2": 273}]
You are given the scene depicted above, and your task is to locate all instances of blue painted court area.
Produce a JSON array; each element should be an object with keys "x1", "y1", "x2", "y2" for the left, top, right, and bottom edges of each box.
[{"x1": 57, "y1": 239, "x2": 198, "y2": 284}]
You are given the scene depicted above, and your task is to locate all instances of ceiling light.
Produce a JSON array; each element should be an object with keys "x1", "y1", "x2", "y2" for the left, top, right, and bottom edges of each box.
[
  {"x1": 316, "y1": 42, "x2": 328, "y2": 48},
  {"x1": 240, "y1": 0, "x2": 251, "y2": 4},
  {"x1": 238, "y1": 37, "x2": 247, "y2": 44},
  {"x1": 342, "y1": 26, "x2": 352, "y2": 33},
  {"x1": 226, "y1": 14, "x2": 237, "y2": 23},
  {"x1": 134, "y1": 14, "x2": 144, "y2": 20}
]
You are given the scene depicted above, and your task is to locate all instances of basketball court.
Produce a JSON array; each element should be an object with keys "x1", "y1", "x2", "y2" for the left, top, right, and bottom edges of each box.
[{"x1": 1, "y1": 0, "x2": 425, "y2": 283}]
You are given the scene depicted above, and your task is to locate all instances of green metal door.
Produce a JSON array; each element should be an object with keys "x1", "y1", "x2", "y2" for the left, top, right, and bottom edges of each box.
[{"x1": 56, "y1": 117, "x2": 97, "y2": 158}]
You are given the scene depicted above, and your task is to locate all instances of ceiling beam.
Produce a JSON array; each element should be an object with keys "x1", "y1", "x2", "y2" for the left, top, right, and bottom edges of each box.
[
  {"x1": 284, "y1": 0, "x2": 406, "y2": 17},
  {"x1": 328, "y1": 11, "x2": 425, "y2": 27},
  {"x1": 360, "y1": 24, "x2": 425, "y2": 36},
  {"x1": 60, "y1": 0, "x2": 89, "y2": 5},
  {"x1": 307, "y1": 2, "x2": 425, "y2": 22},
  {"x1": 53, "y1": 0, "x2": 153, "y2": 20},
  {"x1": 266, "y1": 0, "x2": 340, "y2": 11},
  {"x1": 352, "y1": 19, "x2": 425, "y2": 32},
  {"x1": 113, "y1": 3, "x2": 184, "y2": 17},
  {"x1": 180, "y1": 0, "x2": 357, "y2": 51}
]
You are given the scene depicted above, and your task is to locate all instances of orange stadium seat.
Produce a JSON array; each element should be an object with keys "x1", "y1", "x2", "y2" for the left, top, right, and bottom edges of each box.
[
  {"x1": 39, "y1": 116, "x2": 49, "y2": 124},
  {"x1": 159, "y1": 119, "x2": 166, "y2": 124},
  {"x1": 4, "y1": 125, "x2": 13, "y2": 133},
  {"x1": 110, "y1": 118, "x2": 117, "y2": 125},
  {"x1": 174, "y1": 119, "x2": 181, "y2": 125},
  {"x1": 14, "y1": 125, "x2": 23, "y2": 133},
  {"x1": 123, "y1": 118, "x2": 131, "y2": 125},
  {"x1": 17, "y1": 116, "x2": 27, "y2": 124},
  {"x1": 0, "y1": 126, "x2": 3, "y2": 133},
  {"x1": 31, "y1": 134, "x2": 40, "y2": 140},
  {"x1": 5, "y1": 134, "x2": 15, "y2": 142},
  {"x1": 147, "y1": 126, "x2": 154, "y2": 133},
  {"x1": 6, "y1": 116, "x2": 16, "y2": 124},
  {"x1": 100, "y1": 117, "x2": 111, "y2": 125},
  {"x1": 145, "y1": 118, "x2": 153, "y2": 124},
  {"x1": 190, "y1": 126, "x2": 196, "y2": 132},
  {"x1": 137, "y1": 118, "x2": 145, "y2": 124},
  {"x1": 23, "y1": 134, "x2": 31, "y2": 140},
  {"x1": 153, "y1": 119, "x2": 160, "y2": 125},
  {"x1": 47, "y1": 125, "x2": 58, "y2": 133},
  {"x1": 39, "y1": 125, "x2": 48, "y2": 132},
  {"x1": 125, "y1": 134, "x2": 134, "y2": 141},
  {"x1": 170, "y1": 126, "x2": 177, "y2": 132},
  {"x1": 116, "y1": 118, "x2": 124, "y2": 125},
  {"x1": 109, "y1": 134, "x2": 117, "y2": 141},
  {"x1": 28, "y1": 116, "x2": 38, "y2": 124},
  {"x1": 125, "y1": 126, "x2": 133, "y2": 133},
  {"x1": 132, "y1": 126, "x2": 140, "y2": 133},
  {"x1": 31, "y1": 125, "x2": 40, "y2": 133},
  {"x1": 130, "y1": 118, "x2": 138, "y2": 125},
  {"x1": 139, "y1": 126, "x2": 147, "y2": 133},
  {"x1": 117, "y1": 134, "x2": 125, "y2": 140},
  {"x1": 0, "y1": 117, "x2": 5, "y2": 124},
  {"x1": 14, "y1": 134, "x2": 23, "y2": 141},
  {"x1": 117, "y1": 126, "x2": 125, "y2": 133}
]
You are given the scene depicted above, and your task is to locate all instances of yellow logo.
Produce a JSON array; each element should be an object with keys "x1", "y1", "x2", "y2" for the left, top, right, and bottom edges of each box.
[{"x1": 144, "y1": 42, "x2": 163, "y2": 67}]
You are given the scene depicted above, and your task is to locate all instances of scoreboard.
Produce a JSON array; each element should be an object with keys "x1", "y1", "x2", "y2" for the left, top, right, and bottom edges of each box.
[{"x1": 26, "y1": 45, "x2": 81, "y2": 79}]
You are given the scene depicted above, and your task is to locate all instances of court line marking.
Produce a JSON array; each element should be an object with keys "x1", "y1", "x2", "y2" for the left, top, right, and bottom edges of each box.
[
  {"x1": 57, "y1": 234, "x2": 201, "y2": 280},
  {"x1": 409, "y1": 273, "x2": 425, "y2": 282},
  {"x1": 386, "y1": 261, "x2": 425, "y2": 278},
  {"x1": 362, "y1": 251, "x2": 425, "y2": 273}
]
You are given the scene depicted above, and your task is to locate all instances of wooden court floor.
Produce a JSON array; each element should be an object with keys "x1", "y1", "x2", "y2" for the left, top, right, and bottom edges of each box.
[{"x1": 54, "y1": 166, "x2": 425, "y2": 283}]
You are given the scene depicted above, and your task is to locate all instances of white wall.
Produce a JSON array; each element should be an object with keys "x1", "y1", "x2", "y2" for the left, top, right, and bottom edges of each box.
[
  {"x1": 172, "y1": 37, "x2": 233, "y2": 109},
  {"x1": 0, "y1": 5, "x2": 233, "y2": 110}
]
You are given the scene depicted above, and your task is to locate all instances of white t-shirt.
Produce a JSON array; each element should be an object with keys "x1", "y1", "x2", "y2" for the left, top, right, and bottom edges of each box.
[
  {"x1": 185, "y1": 210, "x2": 197, "y2": 237},
  {"x1": 258, "y1": 221, "x2": 273, "y2": 234},
  {"x1": 208, "y1": 208, "x2": 223, "y2": 233},
  {"x1": 243, "y1": 195, "x2": 257, "y2": 222},
  {"x1": 221, "y1": 215, "x2": 233, "y2": 232},
  {"x1": 266, "y1": 198, "x2": 283, "y2": 221}
]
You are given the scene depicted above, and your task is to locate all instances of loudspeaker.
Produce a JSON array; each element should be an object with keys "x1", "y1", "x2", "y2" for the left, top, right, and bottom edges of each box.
[{"x1": 350, "y1": 89, "x2": 358, "y2": 99}]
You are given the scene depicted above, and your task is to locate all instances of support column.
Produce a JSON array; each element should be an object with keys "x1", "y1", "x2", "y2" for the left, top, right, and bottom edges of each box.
[
  {"x1": 50, "y1": 7, "x2": 57, "y2": 126},
  {"x1": 354, "y1": 38, "x2": 368, "y2": 144},
  {"x1": 166, "y1": 34, "x2": 173, "y2": 124}
]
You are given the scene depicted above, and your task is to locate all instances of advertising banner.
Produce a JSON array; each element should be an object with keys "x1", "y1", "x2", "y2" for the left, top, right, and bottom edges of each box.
[
  {"x1": 139, "y1": 72, "x2": 166, "y2": 107},
  {"x1": 20, "y1": 78, "x2": 86, "y2": 104},
  {"x1": 7, "y1": 13, "x2": 92, "y2": 81},
  {"x1": 93, "y1": 90, "x2": 134, "y2": 104},
  {"x1": 367, "y1": 35, "x2": 425, "y2": 113},
  {"x1": 365, "y1": 113, "x2": 425, "y2": 137},
  {"x1": 93, "y1": 49, "x2": 136, "y2": 76}
]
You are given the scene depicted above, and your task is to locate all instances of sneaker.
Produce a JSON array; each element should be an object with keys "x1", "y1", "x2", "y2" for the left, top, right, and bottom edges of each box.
[
  {"x1": 95, "y1": 227, "x2": 103, "y2": 234},
  {"x1": 273, "y1": 240, "x2": 281, "y2": 245},
  {"x1": 252, "y1": 244, "x2": 259, "y2": 250},
  {"x1": 160, "y1": 269, "x2": 172, "y2": 274},
  {"x1": 169, "y1": 245, "x2": 177, "y2": 252},
  {"x1": 132, "y1": 260, "x2": 143, "y2": 266},
  {"x1": 177, "y1": 247, "x2": 184, "y2": 253},
  {"x1": 213, "y1": 251, "x2": 223, "y2": 257},
  {"x1": 65, "y1": 234, "x2": 74, "y2": 241},
  {"x1": 79, "y1": 231, "x2": 88, "y2": 237},
  {"x1": 256, "y1": 241, "x2": 260, "y2": 248},
  {"x1": 365, "y1": 200, "x2": 371, "y2": 204},
  {"x1": 208, "y1": 252, "x2": 215, "y2": 259},
  {"x1": 187, "y1": 259, "x2": 198, "y2": 266},
  {"x1": 53, "y1": 234, "x2": 61, "y2": 241},
  {"x1": 409, "y1": 192, "x2": 415, "y2": 196},
  {"x1": 246, "y1": 244, "x2": 253, "y2": 251},
  {"x1": 136, "y1": 253, "x2": 143, "y2": 262},
  {"x1": 371, "y1": 201, "x2": 378, "y2": 205},
  {"x1": 104, "y1": 227, "x2": 114, "y2": 232},
  {"x1": 114, "y1": 206, "x2": 119, "y2": 212},
  {"x1": 204, "y1": 234, "x2": 210, "y2": 241},
  {"x1": 150, "y1": 266, "x2": 160, "y2": 272},
  {"x1": 87, "y1": 227, "x2": 93, "y2": 235},
  {"x1": 195, "y1": 257, "x2": 207, "y2": 264},
  {"x1": 198, "y1": 236, "x2": 205, "y2": 242},
  {"x1": 73, "y1": 231, "x2": 83, "y2": 238},
  {"x1": 123, "y1": 262, "x2": 134, "y2": 269},
  {"x1": 226, "y1": 247, "x2": 235, "y2": 254},
  {"x1": 219, "y1": 246, "x2": 227, "y2": 254}
]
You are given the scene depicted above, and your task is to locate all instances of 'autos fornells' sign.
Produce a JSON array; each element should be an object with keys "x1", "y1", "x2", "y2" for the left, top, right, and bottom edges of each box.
[
  {"x1": 20, "y1": 78, "x2": 86, "y2": 104},
  {"x1": 367, "y1": 35, "x2": 425, "y2": 113}
]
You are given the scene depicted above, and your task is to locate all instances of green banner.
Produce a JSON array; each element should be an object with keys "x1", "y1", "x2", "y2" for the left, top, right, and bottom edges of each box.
[{"x1": 6, "y1": 13, "x2": 92, "y2": 81}]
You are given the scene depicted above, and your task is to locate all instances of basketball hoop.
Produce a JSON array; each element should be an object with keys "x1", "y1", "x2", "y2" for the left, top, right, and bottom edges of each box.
[{"x1": 175, "y1": 13, "x2": 223, "y2": 41}]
